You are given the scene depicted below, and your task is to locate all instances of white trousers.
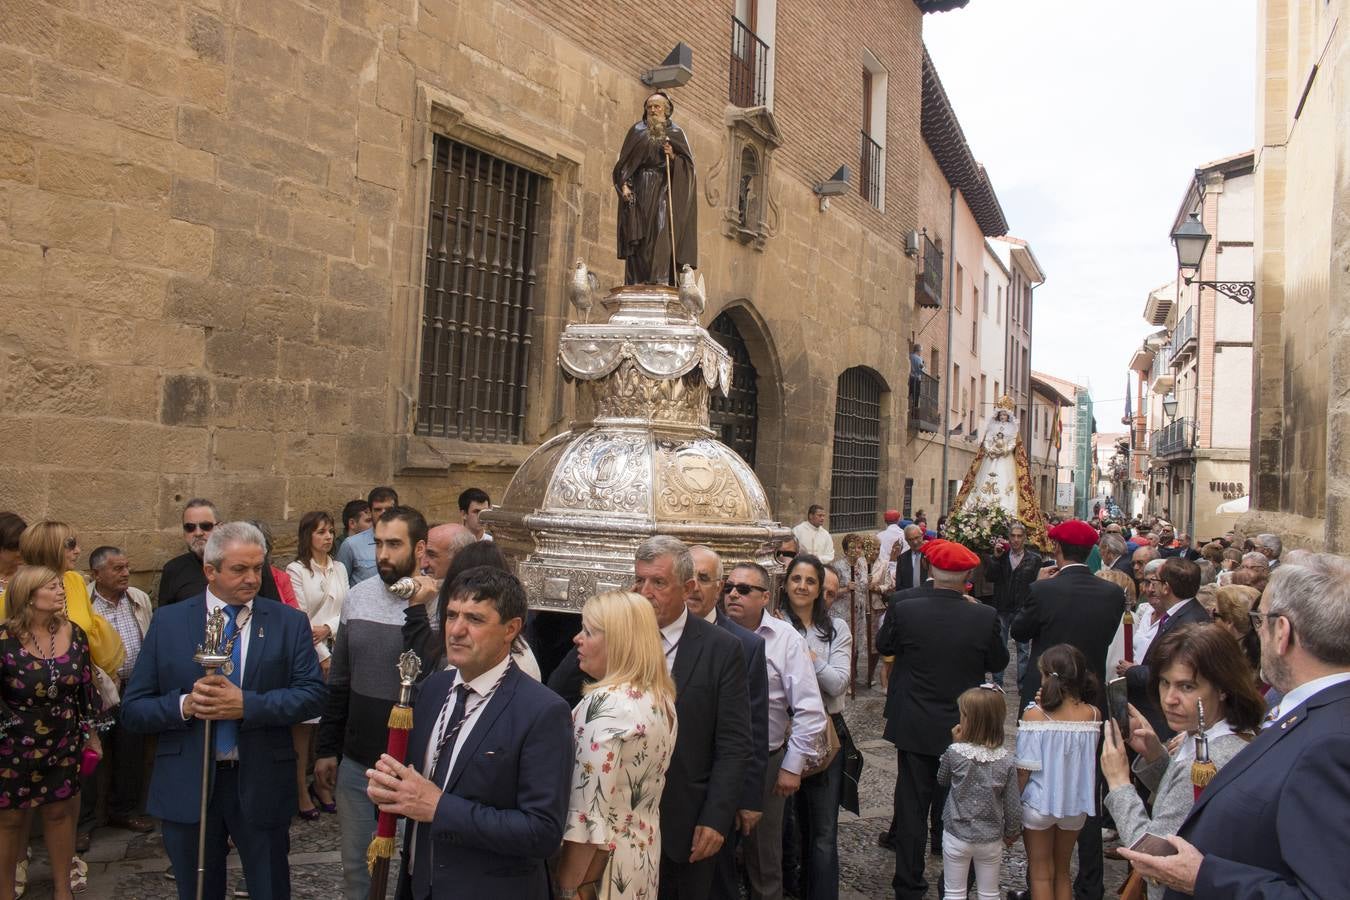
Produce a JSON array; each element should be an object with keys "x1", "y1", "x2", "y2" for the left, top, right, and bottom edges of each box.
[{"x1": 941, "y1": 830, "x2": 1003, "y2": 900}]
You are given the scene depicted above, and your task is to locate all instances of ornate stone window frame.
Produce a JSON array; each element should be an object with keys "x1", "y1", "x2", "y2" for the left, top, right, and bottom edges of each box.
[
  {"x1": 706, "y1": 106, "x2": 782, "y2": 251},
  {"x1": 395, "y1": 83, "x2": 585, "y2": 473}
]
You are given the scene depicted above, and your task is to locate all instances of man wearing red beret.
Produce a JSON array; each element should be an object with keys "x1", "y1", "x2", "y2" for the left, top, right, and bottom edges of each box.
[
  {"x1": 1011, "y1": 519, "x2": 1126, "y2": 900},
  {"x1": 876, "y1": 539, "x2": 1009, "y2": 900}
]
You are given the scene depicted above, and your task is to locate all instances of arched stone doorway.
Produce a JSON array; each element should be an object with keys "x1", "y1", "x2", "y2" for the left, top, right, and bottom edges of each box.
[{"x1": 708, "y1": 311, "x2": 759, "y2": 467}]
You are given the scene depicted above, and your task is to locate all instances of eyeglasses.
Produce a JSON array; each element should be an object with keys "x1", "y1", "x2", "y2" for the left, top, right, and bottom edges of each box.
[
  {"x1": 62, "y1": 537, "x2": 79, "y2": 550},
  {"x1": 774, "y1": 550, "x2": 796, "y2": 561},
  {"x1": 722, "y1": 581, "x2": 767, "y2": 596},
  {"x1": 183, "y1": 522, "x2": 216, "y2": 533},
  {"x1": 1248, "y1": 610, "x2": 1282, "y2": 630}
]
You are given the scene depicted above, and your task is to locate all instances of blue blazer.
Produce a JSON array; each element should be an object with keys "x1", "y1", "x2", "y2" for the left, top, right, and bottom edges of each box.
[
  {"x1": 396, "y1": 664, "x2": 572, "y2": 900},
  {"x1": 1166, "y1": 678, "x2": 1350, "y2": 899},
  {"x1": 120, "y1": 595, "x2": 326, "y2": 827},
  {"x1": 716, "y1": 610, "x2": 769, "y2": 813}
]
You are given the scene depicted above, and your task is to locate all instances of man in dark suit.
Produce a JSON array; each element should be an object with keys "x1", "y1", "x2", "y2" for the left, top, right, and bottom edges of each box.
[
  {"x1": 1116, "y1": 557, "x2": 1210, "y2": 739},
  {"x1": 895, "y1": 524, "x2": 930, "y2": 591},
  {"x1": 544, "y1": 538, "x2": 752, "y2": 897},
  {"x1": 1011, "y1": 519, "x2": 1126, "y2": 900},
  {"x1": 688, "y1": 546, "x2": 769, "y2": 900},
  {"x1": 122, "y1": 522, "x2": 327, "y2": 900},
  {"x1": 365, "y1": 567, "x2": 572, "y2": 900},
  {"x1": 1120, "y1": 553, "x2": 1350, "y2": 899},
  {"x1": 983, "y1": 522, "x2": 1043, "y2": 686},
  {"x1": 1098, "y1": 532, "x2": 1133, "y2": 579},
  {"x1": 877, "y1": 539, "x2": 1008, "y2": 900}
]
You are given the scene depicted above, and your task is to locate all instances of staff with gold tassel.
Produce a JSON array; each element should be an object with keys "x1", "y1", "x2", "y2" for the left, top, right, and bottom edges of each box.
[
  {"x1": 1190, "y1": 698, "x2": 1217, "y2": 801},
  {"x1": 366, "y1": 650, "x2": 422, "y2": 900}
]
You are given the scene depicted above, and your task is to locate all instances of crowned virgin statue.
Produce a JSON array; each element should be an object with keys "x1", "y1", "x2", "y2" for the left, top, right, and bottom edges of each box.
[{"x1": 949, "y1": 395, "x2": 1047, "y2": 549}]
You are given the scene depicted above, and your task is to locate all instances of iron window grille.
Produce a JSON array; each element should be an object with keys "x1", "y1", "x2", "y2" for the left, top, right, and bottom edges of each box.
[{"x1": 830, "y1": 367, "x2": 884, "y2": 533}]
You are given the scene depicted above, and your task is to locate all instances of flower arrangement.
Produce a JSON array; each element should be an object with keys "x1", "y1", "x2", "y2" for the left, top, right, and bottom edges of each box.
[{"x1": 945, "y1": 496, "x2": 1021, "y2": 553}]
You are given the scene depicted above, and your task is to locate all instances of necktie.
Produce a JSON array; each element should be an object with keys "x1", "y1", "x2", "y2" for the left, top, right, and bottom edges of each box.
[
  {"x1": 1157, "y1": 611, "x2": 1171, "y2": 630},
  {"x1": 214, "y1": 606, "x2": 242, "y2": 756},
  {"x1": 414, "y1": 685, "x2": 470, "y2": 899}
]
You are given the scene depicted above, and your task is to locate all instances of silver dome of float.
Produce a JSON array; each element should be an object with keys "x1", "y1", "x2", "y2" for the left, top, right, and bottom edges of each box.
[{"x1": 482, "y1": 284, "x2": 790, "y2": 613}]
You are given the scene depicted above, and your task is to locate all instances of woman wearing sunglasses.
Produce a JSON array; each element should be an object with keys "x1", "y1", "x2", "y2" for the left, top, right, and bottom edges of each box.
[{"x1": 779, "y1": 554, "x2": 851, "y2": 900}]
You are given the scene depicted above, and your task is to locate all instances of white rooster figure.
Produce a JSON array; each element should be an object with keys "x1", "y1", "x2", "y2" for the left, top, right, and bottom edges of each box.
[
  {"x1": 568, "y1": 259, "x2": 599, "y2": 323},
  {"x1": 677, "y1": 264, "x2": 706, "y2": 319}
]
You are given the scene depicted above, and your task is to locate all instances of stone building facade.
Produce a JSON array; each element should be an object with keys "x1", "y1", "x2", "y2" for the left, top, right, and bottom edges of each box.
[
  {"x1": 0, "y1": 0, "x2": 977, "y2": 578},
  {"x1": 1241, "y1": 0, "x2": 1349, "y2": 551}
]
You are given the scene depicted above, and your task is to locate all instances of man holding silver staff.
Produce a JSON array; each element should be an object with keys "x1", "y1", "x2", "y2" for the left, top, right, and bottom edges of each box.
[{"x1": 122, "y1": 521, "x2": 326, "y2": 900}]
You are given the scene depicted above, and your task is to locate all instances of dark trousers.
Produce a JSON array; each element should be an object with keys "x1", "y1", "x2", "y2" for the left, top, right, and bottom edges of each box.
[
  {"x1": 892, "y1": 749, "x2": 941, "y2": 900},
  {"x1": 658, "y1": 853, "x2": 717, "y2": 899},
  {"x1": 160, "y1": 767, "x2": 290, "y2": 900},
  {"x1": 1073, "y1": 779, "x2": 1105, "y2": 900},
  {"x1": 78, "y1": 718, "x2": 146, "y2": 831},
  {"x1": 710, "y1": 827, "x2": 746, "y2": 900},
  {"x1": 791, "y1": 745, "x2": 844, "y2": 899}
]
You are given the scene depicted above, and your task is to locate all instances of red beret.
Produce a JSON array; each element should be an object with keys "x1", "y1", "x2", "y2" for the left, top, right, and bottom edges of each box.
[
  {"x1": 1048, "y1": 519, "x2": 1099, "y2": 547},
  {"x1": 884, "y1": 509, "x2": 901, "y2": 524},
  {"x1": 920, "y1": 539, "x2": 981, "y2": 572}
]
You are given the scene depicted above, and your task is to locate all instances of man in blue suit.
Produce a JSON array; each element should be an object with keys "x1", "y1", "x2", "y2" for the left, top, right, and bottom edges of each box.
[
  {"x1": 122, "y1": 522, "x2": 327, "y2": 900},
  {"x1": 1120, "y1": 553, "x2": 1350, "y2": 898},
  {"x1": 365, "y1": 566, "x2": 572, "y2": 900}
]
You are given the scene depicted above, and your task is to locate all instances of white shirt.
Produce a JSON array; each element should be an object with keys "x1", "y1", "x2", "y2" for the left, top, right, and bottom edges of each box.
[
  {"x1": 1268, "y1": 671, "x2": 1350, "y2": 722},
  {"x1": 877, "y1": 524, "x2": 904, "y2": 576},
  {"x1": 752, "y1": 610, "x2": 828, "y2": 775},
  {"x1": 793, "y1": 521, "x2": 835, "y2": 563},
  {"x1": 285, "y1": 558, "x2": 347, "y2": 662},
  {"x1": 660, "y1": 607, "x2": 689, "y2": 674},
  {"x1": 423, "y1": 653, "x2": 513, "y2": 784},
  {"x1": 1132, "y1": 604, "x2": 1158, "y2": 663}
]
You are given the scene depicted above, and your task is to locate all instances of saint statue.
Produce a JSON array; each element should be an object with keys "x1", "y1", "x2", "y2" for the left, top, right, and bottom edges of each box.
[
  {"x1": 950, "y1": 395, "x2": 1048, "y2": 548},
  {"x1": 613, "y1": 91, "x2": 698, "y2": 285}
]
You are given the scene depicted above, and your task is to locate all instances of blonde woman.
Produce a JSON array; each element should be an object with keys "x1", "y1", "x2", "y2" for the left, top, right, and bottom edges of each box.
[
  {"x1": 556, "y1": 592, "x2": 677, "y2": 899},
  {"x1": 0, "y1": 566, "x2": 103, "y2": 900},
  {"x1": 4, "y1": 523, "x2": 124, "y2": 680}
]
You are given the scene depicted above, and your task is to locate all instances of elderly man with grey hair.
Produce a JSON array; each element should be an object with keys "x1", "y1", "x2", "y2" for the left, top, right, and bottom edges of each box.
[
  {"x1": 123, "y1": 521, "x2": 326, "y2": 900},
  {"x1": 1099, "y1": 532, "x2": 1132, "y2": 578},
  {"x1": 1121, "y1": 553, "x2": 1350, "y2": 897},
  {"x1": 1254, "y1": 533, "x2": 1283, "y2": 569}
]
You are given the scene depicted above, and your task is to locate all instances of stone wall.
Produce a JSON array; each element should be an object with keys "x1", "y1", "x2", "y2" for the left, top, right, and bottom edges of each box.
[{"x1": 0, "y1": 0, "x2": 930, "y2": 581}]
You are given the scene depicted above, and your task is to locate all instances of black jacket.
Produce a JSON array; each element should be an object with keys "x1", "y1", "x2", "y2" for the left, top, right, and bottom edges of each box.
[
  {"x1": 156, "y1": 551, "x2": 207, "y2": 605},
  {"x1": 876, "y1": 585, "x2": 1008, "y2": 757},
  {"x1": 1011, "y1": 564, "x2": 1125, "y2": 705},
  {"x1": 895, "y1": 549, "x2": 931, "y2": 592},
  {"x1": 982, "y1": 548, "x2": 1043, "y2": 616},
  {"x1": 715, "y1": 611, "x2": 769, "y2": 814},
  {"x1": 1124, "y1": 598, "x2": 1211, "y2": 738}
]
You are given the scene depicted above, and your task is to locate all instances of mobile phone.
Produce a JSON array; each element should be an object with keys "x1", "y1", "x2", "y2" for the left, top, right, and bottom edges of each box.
[
  {"x1": 1129, "y1": 833, "x2": 1179, "y2": 857},
  {"x1": 1106, "y1": 677, "x2": 1129, "y2": 736}
]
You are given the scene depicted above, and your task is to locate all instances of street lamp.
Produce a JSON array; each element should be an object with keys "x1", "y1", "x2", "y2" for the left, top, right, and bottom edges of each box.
[
  {"x1": 1162, "y1": 394, "x2": 1178, "y2": 420},
  {"x1": 1170, "y1": 213, "x2": 1255, "y2": 304}
]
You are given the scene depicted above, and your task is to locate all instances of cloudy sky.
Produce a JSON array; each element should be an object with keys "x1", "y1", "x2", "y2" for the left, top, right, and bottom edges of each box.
[{"x1": 925, "y1": 0, "x2": 1257, "y2": 428}]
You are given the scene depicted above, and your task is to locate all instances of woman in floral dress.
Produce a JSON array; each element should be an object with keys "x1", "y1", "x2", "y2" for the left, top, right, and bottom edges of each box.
[
  {"x1": 0, "y1": 566, "x2": 103, "y2": 900},
  {"x1": 556, "y1": 591, "x2": 677, "y2": 899}
]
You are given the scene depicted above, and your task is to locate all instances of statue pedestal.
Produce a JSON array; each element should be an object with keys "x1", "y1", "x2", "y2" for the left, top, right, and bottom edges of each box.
[{"x1": 483, "y1": 285, "x2": 789, "y2": 612}]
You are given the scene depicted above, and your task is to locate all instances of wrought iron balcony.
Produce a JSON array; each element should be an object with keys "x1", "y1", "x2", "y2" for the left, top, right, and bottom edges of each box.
[
  {"x1": 909, "y1": 371, "x2": 941, "y2": 432},
  {"x1": 729, "y1": 17, "x2": 769, "y2": 107},
  {"x1": 859, "y1": 131, "x2": 882, "y2": 207},
  {"x1": 1152, "y1": 417, "x2": 1192, "y2": 457},
  {"x1": 1167, "y1": 308, "x2": 1196, "y2": 364},
  {"x1": 915, "y1": 232, "x2": 942, "y2": 308}
]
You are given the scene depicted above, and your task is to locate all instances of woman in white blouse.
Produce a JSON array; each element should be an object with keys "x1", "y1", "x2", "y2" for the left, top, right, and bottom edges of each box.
[
  {"x1": 781, "y1": 554, "x2": 852, "y2": 900},
  {"x1": 285, "y1": 510, "x2": 346, "y2": 818}
]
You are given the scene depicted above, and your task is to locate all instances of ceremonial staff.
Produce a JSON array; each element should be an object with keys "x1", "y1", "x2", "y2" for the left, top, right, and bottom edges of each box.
[
  {"x1": 192, "y1": 608, "x2": 244, "y2": 900},
  {"x1": 664, "y1": 143, "x2": 678, "y2": 285},
  {"x1": 367, "y1": 644, "x2": 423, "y2": 900},
  {"x1": 1122, "y1": 606, "x2": 1134, "y2": 664},
  {"x1": 1190, "y1": 698, "x2": 1216, "y2": 801}
]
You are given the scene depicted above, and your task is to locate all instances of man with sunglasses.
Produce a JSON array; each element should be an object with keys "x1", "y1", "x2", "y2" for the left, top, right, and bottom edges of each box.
[{"x1": 157, "y1": 498, "x2": 219, "y2": 606}]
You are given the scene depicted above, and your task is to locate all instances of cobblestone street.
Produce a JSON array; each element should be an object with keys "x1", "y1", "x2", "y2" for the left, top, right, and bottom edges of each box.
[{"x1": 17, "y1": 658, "x2": 1125, "y2": 900}]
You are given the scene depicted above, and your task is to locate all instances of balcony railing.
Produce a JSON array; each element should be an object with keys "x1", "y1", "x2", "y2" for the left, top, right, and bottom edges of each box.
[
  {"x1": 729, "y1": 17, "x2": 769, "y2": 107},
  {"x1": 909, "y1": 371, "x2": 941, "y2": 432},
  {"x1": 859, "y1": 130, "x2": 882, "y2": 207},
  {"x1": 1167, "y1": 308, "x2": 1195, "y2": 363},
  {"x1": 916, "y1": 232, "x2": 942, "y2": 308},
  {"x1": 1152, "y1": 417, "x2": 1192, "y2": 457}
]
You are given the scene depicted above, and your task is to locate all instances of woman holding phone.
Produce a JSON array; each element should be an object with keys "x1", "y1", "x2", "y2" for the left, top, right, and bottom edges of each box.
[{"x1": 1100, "y1": 624, "x2": 1264, "y2": 900}]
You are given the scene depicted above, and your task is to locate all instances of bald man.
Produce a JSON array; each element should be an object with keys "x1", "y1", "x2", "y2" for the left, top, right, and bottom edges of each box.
[{"x1": 403, "y1": 523, "x2": 477, "y2": 666}]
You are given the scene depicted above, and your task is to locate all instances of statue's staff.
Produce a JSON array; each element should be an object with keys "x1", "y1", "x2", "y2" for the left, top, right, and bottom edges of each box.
[
  {"x1": 664, "y1": 140, "x2": 678, "y2": 285},
  {"x1": 367, "y1": 589, "x2": 423, "y2": 900},
  {"x1": 192, "y1": 608, "x2": 245, "y2": 900}
]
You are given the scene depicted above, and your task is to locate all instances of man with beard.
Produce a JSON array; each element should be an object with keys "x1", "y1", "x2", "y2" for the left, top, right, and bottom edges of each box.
[
  {"x1": 613, "y1": 91, "x2": 697, "y2": 285},
  {"x1": 157, "y1": 498, "x2": 218, "y2": 604},
  {"x1": 316, "y1": 506, "x2": 428, "y2": 900}
]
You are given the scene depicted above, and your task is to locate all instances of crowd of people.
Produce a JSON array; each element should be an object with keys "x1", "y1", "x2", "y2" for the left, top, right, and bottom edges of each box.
[{"x1": 0, "y1": 493, "x2": 1346, "y2": 900}]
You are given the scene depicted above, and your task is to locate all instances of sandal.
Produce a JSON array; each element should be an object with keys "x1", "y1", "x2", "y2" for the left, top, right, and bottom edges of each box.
[{"x1": 70, "y1": 855, "x2": 89, "y2": 893}]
